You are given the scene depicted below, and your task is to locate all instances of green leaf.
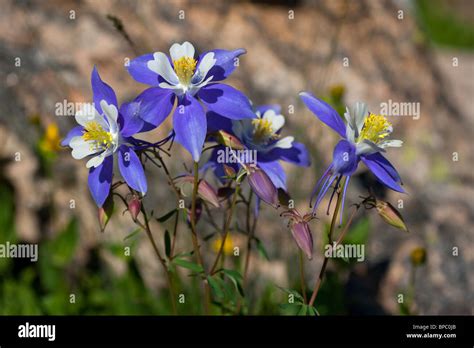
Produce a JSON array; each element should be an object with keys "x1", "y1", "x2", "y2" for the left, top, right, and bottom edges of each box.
[
  {"x1": 255, "y1": 238, "x2": 269, "y2": 261},
  {"x1": 123, "y1": 228, "x2": 141, "y2": 241},
  {"x1": 279, "y1": 303, "x2": 303, "y2": 315},
  {"x1": 173, "y1": 258, "x2": 204, "y2": 273},
  {"x1": 164, "y1": 230, "x2": 171, "y2": 258},
  {"x1": 222, "y1": 269, "x2": 244, "y2": 297},
  {"x1": 276, "y1": 286, "x2": 305, "y2": 303},
  {"x1": 307, "y1": 305, "x2": 319, "y2": 316},
  {"x1": 207, "y1": 276, "x2": 224, "y2": 300},
  {"x1": 156, "y1": 209, "x2": 177, "y2": 223},
  {"x1": 297, "y1": 304, "x2": 308, "y2": 316}
]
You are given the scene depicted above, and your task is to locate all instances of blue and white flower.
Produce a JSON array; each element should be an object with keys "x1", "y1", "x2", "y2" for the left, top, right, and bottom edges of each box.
[
  {"x1": 206, "y1": 104, "x2": 310, "y2": 202},
  {"x1": 127, "y1": 41, "x2": 255, "y2": 162},
  {"x1": 62, "y1": 67, "x2": 148, "y2": 207},
  {"x1": 299, "y1": 91, "x2": 405, "y2": 222}
]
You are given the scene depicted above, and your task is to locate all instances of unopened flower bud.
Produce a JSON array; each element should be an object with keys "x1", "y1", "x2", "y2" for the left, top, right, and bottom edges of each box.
[
  {"x1": 375, "y1": 200, "x2": 408, "y2": 232},
  {"x1": 291, "y1": 221, "x2": 313, "y2": 260},
  {"x1": 410, "y1": 247, "x2": 427, "y2": 267},
  {"x1": 247, "y1": 168, "x2": 279, "y2": 208},
  {"x1": 98, "y1": 195, "x2": 114, "y2": 232},
  {"x1": 128, "y1": 195, "x2": 141, "y2": 222},
  {"x1": 213, "y1": 130, "x2": 245, "y2": 150},
  {"x1": 174, "y1": 175, "x2": 220, "y2": 208},
  {"x1": 223, "y1": 164, "x2": 236, "y2": 178}
]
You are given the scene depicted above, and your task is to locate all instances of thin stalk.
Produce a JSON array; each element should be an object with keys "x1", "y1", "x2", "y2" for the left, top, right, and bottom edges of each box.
[
  {"x1": 299, "y1": 250, "x2": 308, "y2": 303},
  {"x1": 190, "y1": 161, "x2": 209, "y2": 314},
  {"x1": 210, "y1": 184, "x2": 241, "y2": 274},
  {"x1": 139, "y1": 206, "x2": 177, "y2": 314},
  {"x1": 308, "y1": 178, "x2": 345, "y2": 307}
]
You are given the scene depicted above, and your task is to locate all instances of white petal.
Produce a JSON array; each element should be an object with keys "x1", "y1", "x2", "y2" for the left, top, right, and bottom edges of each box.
[
  {"x1": 169, "y1": 41, "x2": 195, "y2": 61},
  {"x1": 271, "y1": 136, "x2": 294, "y2": 149},
  {"x1": 192, "y1": 52, "x2": 216, "y2": 84},
  {"x1": 75, "y1": 104, "x2": 103, "y2": 127},
  {"x1": 188, "y1": 75, "x2": 214, "y2": 96},
  {"x1": 346, "y1": 123, "x2": 355, "y2": 143},
  {"x1": 355, "y1": 139, "x2": 385, "y2": 155},
  {"x1": 147, "y1": 52, "x2": 179, "y2": 85},
  {"x1": 86, "y1": 149, "x2": 112, "y2": 168},
  {"x1": 353, "y1": 102, "x2": 368, "y2": 135},
  {"x1": 100, "y1": 100, "x2": 119, "y2": 133},
  {"x1": 263, "y1": 110, "x2": 285, "y2": 133},
  {"x1": 159, "y1": 81, "x2": 186, "y2": 96},
  {"x1": 344, "y1": 107, "x2": 356, "y2": 143},
  {"x1": 380, "y1": 139, "x2": 403, "y2": 148},
  {"x1": 70, "y1": 136, "x2": 99, "y2": 159}
]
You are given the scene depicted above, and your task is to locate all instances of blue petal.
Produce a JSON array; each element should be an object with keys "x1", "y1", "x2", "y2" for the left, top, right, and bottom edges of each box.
[
  {"x1": 256, "y1": 104, "x2": 281, "y2": 115},
  {"x1": 332, "y1": 139, "x2": 359, "y2": 175},
  {"x1": 91, "y1": 66, "x2": 118, "y2": 114},
  {"x1": 198, "y1": 83, "x2": 255, "y2": 120},
  {"x1": 119, "y1": 101, "x2": 148, "y2": 137},
  {"x1": 200, "y1": 48, "x2": 246, "y2": 82},
  {"x1": 299, "y1": 92, "x2": 346, "y2": 138},
  {"x1": 260, "y1": 142, "x2": 311, "y2": 167},
  {"x1": 127, "y1": 53, "x2": 159, "y2": 86},
  {"x1": 118, "y1": 145, "x2": 147, "y2": 194},
  {"x1": 88, "y1": 155, "x2": 113, "y2": 207},
  {"x1": 206, "y1": 111, "x2": 234, "y2": 133},
  {"x1": 257, "y1": 160, "x2": 286, "y2": 189},
  {"x1": 61, "y1": 126, "x2": 83, "y2": 147},
  {"x1": 173, "y1": 95, "x2": 207, "y2": 162},
  {"x1": 362, "y1": 152, "x2": 402, "y2": 183},
  {"x1": 120, "y1": 87, "x2": 175, "y2": 137},
  {"x1": 361, "y1": 153, "x2": 404, "y2": 193}
]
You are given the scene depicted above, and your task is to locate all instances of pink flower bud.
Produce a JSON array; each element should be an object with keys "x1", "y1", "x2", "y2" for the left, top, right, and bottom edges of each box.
[
  {"x1": 128, "y1": 195, "x2": 141, "y2": 222},
  {"x1": 213, "y1": 130, "x2": 245, "y2": 150},
  {"x1": 98, "y1": 195, "x2": 114, "y2": 232},
  {"x1": 174, "y1": 175, "x2": 220, "y2": 208},
  {"x1": 291, "y1": 221, "x2": 313, "y2": 260},
  {"x1": 247, "y1": 168, "x2": 279, "y2": 208}
]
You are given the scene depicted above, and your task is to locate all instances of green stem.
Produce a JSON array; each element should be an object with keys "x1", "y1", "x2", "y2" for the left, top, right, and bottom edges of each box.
[
  {"x1": 210, "y1": 183, "x2": 240, "y2": 275},
  {"x1": 190, "y1": 161, "x2": 209, "y2": 314},
  {"x1": 308, "y1": 178, "x2": 345, "y2": 307},
  {"x1": 299, "y1": 250, "x2": 308, "y2": 304},
  {"x1": 140, "y1": 206, "x2": 177, "y2": 315}
]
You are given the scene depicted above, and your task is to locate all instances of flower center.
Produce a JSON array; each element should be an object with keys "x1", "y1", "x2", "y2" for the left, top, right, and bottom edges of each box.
[
  {"x1": 252, "y1": 118, "x2": 278, "y2": 144},
  {"x1": 173, "y1": 56, "x2": 197, "y2": 85},
  {"x1": 358, "y1": 114, "x2": 392, "y2": 144},
  {"x1": 82, "y1": 121, "x2": 113, "y2": 150}
]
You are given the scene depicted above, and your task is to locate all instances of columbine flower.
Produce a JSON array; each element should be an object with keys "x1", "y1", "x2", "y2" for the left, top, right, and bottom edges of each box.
[
  {"x1": 205, "y1": 104, "x2": 310, "y2": 199},
  {"x1": 62, "y1": 67, "x2": 148, "y2": 207},
  {"x1": 127, "y1": 41, "x2": 255, "y2": 162},
  {"x1": 299, "y1": 92, "x2": 404, "y2": 221}
]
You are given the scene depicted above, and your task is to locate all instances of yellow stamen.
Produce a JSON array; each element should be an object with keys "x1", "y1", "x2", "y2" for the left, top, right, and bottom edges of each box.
[
  {"x1": 82, "y1": 121, "x2": 113, "y2": 150},
  {"x1": 358, "y1": 114, "x2": 392, "y2": 144},
  {"x1": 173, "y1": 56, "x2": 197, "y2": 85},
  {"x1": 252, "y1": 118, "x2": 279, "y2": 144}
]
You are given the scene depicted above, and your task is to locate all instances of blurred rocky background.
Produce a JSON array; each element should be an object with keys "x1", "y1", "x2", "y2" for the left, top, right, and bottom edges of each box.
[{"x1": 0, "y1": 0, "x2": 472, "y2": 315}]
